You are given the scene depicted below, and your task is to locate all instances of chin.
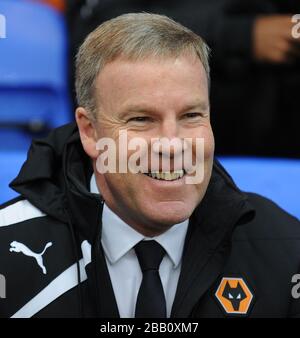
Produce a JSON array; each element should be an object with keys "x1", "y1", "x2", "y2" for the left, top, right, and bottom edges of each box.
[{"x1": 145, "y1": 201, "x2": 194, "y2": 227}]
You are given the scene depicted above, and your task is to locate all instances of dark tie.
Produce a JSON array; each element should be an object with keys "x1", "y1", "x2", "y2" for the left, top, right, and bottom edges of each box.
[{"x1": 134, "y1": 240, "x2": 167, "y2": 318}]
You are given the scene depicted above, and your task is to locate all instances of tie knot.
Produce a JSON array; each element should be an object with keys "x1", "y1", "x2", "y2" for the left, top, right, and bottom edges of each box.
[{"x1": 134, "y1": 240, "x2": 166, "y2": 272}]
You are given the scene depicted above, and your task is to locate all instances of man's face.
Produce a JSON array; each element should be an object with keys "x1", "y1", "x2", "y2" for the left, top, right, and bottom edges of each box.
[{"x1": 92, "y1": 54, "x2": 214, "y2": 236}]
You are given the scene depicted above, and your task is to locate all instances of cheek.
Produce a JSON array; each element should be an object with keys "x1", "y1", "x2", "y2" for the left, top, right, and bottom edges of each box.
[
  {"x1": 204, "y1": 128, "x2": 215, "y2": 159},
  {"x1": 190, "y1": 126, "x2": 215, "y2": 161},
  {"x1": 105, "y1": 173, "x2": 140, "y2": 197}
]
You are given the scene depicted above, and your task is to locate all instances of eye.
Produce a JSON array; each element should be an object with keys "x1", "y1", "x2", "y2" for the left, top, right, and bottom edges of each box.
[
  {"x1": 228, "y1": 293, "x2": 234, "y2": 299},
  {"x1": 184, "y1": 112, "x2": 203, "y2": 119},
  {"x1": 237, "y1": 294, "x2": 241, "y2": 299},
  {"x1": 127, "y1": 116, "x2": 151, "y2": 123}
]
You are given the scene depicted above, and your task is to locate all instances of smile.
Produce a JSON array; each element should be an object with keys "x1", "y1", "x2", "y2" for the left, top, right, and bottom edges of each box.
[{"x1": 143, "y1": 170, "x2": 185, "y2": 181}]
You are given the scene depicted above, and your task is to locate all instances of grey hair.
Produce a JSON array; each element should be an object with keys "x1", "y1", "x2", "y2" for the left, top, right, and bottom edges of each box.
[{"x1": 75, "y1": 12, "x2": 210, "y2": 119}]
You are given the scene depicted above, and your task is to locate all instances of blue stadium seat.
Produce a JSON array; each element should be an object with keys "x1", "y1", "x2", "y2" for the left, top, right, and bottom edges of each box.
[
  {"x1": 218, "y1": 157, "x2": 300, "y2": 220},
  {"x1": 0, "y1": 150, "x2": 27, "y2": 204},
  {"x1": 0, "y1": 0, "x2": 71, "y2": 151}
]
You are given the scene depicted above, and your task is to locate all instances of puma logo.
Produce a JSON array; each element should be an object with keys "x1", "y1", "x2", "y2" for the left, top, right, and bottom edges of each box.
[{"x1": 9, "y1": 241, "x2": 53, "y2": 275}]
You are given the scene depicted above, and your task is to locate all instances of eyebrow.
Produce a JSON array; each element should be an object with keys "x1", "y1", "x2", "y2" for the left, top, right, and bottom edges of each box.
[
  {"x1": 182, "y1": 101, "x2": 209, "y2": 112},
  {"x1": 119, "y1": 100, "x2": 209, "y2": 118}
]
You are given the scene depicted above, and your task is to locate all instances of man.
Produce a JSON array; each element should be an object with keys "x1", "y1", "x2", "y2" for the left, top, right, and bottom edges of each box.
[{"x1": 0, "y1": 13, "x2": 300, "y2": 318}]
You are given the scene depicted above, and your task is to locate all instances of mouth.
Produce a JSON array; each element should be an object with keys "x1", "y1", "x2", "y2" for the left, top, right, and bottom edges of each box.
[{"x1": 143, "y1": 169, "x2": 185, "y2": 181}]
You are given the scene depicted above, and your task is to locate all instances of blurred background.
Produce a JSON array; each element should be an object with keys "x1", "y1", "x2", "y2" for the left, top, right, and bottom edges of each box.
[{"x1": 0, "y1": 0, "x2": 299, "y2": 218}]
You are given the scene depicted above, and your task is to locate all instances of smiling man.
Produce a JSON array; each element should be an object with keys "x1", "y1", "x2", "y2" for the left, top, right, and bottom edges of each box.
[
  {"x1": 76, "y1": 48, "x2": 214, "y2": 237},
  {"x1": 0, "y1": 13, "x2": 300, "y2": 318}
]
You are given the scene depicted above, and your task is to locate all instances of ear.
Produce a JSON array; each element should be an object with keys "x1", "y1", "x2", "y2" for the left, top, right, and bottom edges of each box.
[{"x1": 75, "y1": 107, "x2": 99, "y2": 159}]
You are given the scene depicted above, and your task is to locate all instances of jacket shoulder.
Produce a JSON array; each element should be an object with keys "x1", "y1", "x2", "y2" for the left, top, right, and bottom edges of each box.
[
  {"x1": 0, "y1": 195, "x2": 24, "y2": 210},
  {"x1": 234, "y1": 192, "x2": 300, "y2": 240},
  {"x1": 0, "y1": 197, "x2": 46, "y2": 228}
]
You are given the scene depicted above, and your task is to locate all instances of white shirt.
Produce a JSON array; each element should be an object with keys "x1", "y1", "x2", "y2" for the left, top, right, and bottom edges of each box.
[{"x1": 90, "y1": 174, "x2": 189, "y2": 318}]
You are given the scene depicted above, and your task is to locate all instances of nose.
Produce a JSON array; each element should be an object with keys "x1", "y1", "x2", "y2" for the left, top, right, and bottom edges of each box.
[
  {"x1": 153, "y1": 118, "x2": 185, "y2": 158},
  {"x1": 159, "y1": 117, "x2": 178, "y2": 140}
]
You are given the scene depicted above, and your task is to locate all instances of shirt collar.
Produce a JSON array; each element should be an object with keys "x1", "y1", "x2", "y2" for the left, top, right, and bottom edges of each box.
[{"x1": 90, "y1": 173, "x2": 189, "y2": 268}]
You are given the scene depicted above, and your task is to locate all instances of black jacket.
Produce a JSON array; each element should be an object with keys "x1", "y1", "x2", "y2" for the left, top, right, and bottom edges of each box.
[{"x1": 0, "y1": 122, "x2": 299, "y2": 318}]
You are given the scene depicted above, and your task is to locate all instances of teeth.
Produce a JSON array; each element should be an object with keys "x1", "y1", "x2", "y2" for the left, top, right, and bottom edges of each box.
[{"x1": 147, "y1": 170, "x2": 184, "y2": 181}]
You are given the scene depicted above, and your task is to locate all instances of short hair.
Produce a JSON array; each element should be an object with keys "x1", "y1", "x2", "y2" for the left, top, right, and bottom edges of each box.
[{"x1": 75, "y1": 12, "x2": 210, "y2": 119}]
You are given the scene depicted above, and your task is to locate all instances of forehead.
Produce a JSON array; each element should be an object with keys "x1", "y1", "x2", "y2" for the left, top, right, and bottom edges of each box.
[{"x1": 95, "y1": 54, "x2": 208, "y2": 113}]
